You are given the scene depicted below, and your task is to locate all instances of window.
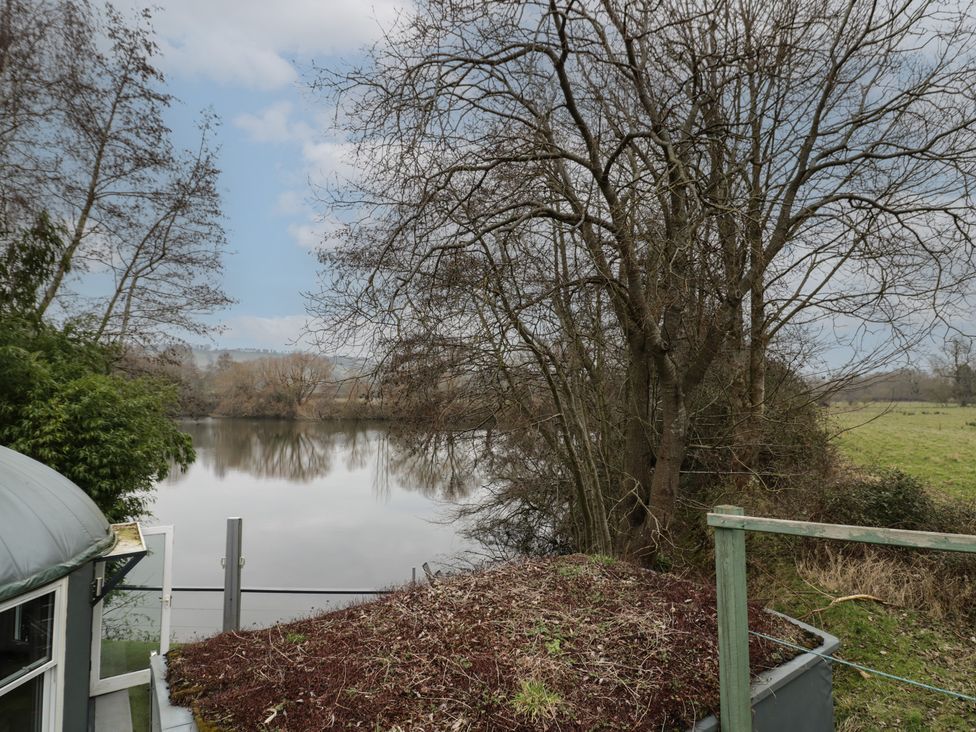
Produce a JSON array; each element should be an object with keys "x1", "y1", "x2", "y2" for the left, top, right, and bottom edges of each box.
[{"x1": 0, "y1": 581, "x2": 66, "y2": 732}]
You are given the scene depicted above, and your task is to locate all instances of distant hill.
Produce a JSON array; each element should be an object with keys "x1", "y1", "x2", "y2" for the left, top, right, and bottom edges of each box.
[{"x1": 190, "y1": 347, "x2": 283, "y2": 368}]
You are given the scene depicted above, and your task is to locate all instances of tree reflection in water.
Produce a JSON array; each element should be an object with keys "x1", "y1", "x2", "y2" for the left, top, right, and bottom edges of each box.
[
  {"x1": 169, "y1": 419, "x2": 480, "y2": 501},
  {"x1": 376, "y1": 430, "x2": 481, "y2": 501}
]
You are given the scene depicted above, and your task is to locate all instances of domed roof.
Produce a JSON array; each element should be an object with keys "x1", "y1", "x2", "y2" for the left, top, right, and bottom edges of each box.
[{"x1": 0, "y1": 446, "x2": 115, "y2": 602}]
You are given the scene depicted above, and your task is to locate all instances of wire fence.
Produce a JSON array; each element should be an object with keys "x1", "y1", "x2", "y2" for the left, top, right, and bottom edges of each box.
[
  {"x1": 709, "y1": 506, "x2": 976, "y2": 730},
  {"x1": 750, "y1": 630, "x2": 976, "y2": 704}
]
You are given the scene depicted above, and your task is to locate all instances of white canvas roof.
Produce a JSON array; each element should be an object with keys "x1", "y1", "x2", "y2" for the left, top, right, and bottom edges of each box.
[{"x1": 0, "y1": 446, "x2": 115, "y2": 602}]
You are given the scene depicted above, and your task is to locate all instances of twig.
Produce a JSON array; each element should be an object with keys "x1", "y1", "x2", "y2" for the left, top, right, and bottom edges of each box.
[{"x1": 803, "y1": 593, "x2": 889, "y2": 618}]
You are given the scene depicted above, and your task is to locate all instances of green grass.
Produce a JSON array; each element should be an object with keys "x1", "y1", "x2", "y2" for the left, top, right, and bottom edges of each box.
[
  {"x1": 830, "y1": 402, "x2": 976, "y2": 499},
  {"x1": 512, "y1": 679, "x2": 562, "y2": 722},
  {"x1": 99, "y1": 640, "x2": 158, "y2": 731},
  {"x1": 128, "y1": 684, "x2": 151, "y2": 732},
  {"x1": 819, "y1": 402, "x2": 976, "y2": 728},
  {"x1": 100, "y1": 639, "x2": 157, "y2": 677},
  {"x1": 765, "y1": 564, "x2": 976, "y2": 731}
]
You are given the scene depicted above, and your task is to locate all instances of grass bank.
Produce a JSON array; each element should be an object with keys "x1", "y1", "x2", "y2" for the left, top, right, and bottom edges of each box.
[
  {"x1": 759, "y1": 557, "x2": 976, "y2": 731},
  {"x1": 830, "y1": 402, "x2": 976, "y2": 499},
  {"x1": 753, "y1": 407, "x2": 976, "y2": 729}
]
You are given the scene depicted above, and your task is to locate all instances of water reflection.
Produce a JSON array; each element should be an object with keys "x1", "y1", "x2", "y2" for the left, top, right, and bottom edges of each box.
[
  {"x1": 380, "y1": 430, "x2": 481, "y2": 501},
  {"x1": 152, "y1": 419, "x2": 481, "y2": 639},
  {"x1": 171, "y1": 419, "x2": 479, "y2": 499}
]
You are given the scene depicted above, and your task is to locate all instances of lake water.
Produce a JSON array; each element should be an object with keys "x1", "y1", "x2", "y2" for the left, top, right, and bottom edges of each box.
[{"x1": 148, "y1": 419, "x2": 478, "y2": 640}]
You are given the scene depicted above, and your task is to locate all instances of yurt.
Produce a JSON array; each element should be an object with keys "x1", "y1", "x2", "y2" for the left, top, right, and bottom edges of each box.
[{"x1": 0, "y1": 446, "x2": 149, "y2": 731}]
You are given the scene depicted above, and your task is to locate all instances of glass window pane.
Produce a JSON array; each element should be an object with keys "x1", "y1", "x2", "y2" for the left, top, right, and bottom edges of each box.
[
  {"x1": 99, "y1": 533, "x2": 164, "y2": 679},
  {"x1": 0, "y1": 593, "x2": 54, "y2": 689},
  {"x1": 0, "y1": 673, "x2": 43, "y2": 732}
]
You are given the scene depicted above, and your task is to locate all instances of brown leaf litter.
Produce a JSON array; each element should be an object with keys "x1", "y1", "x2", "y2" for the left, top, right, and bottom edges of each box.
[{"x1": 167, "y1": 555, "x2": 812, "y2": 731}]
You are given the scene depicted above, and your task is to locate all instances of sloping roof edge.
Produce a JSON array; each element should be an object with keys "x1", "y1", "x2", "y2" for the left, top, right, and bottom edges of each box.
[{"x1": 0, "y1": 530, "x2": 116, "y2": 604}]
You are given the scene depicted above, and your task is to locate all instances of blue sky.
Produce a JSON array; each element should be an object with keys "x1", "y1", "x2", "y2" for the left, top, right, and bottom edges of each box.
[{"x1": 113, "y1": 0, "x2": 404, "y2": 351}]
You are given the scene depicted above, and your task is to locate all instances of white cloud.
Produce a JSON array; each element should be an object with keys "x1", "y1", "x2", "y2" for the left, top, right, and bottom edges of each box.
[
  {"x1": 158, "y1": 33, "x2": 298, "y2": 91},
  {"x1": 284, "y1": 140, "x2": 357, "y2": 246},
  {"x1": 142, "y1": 0, "x2": 407, "y2": 90},
  {"x1": 231, "y1": 99, "x2": 353, "y2": 249},
  {"x1": 301, "y1": 140, "x2": 356, "y2": 186},
  {"x1": 288, "y1": 217, "x2": 342, "y2": 249},
  {"x1": 233, "y1": 101, "x2": 312, "y2": 143},
  {"x1": 232, "y1": 103, "x2": 355, "y2": 186},
  {"x1": 221, "y1": 314, "x2": 312, "y2": 349}
]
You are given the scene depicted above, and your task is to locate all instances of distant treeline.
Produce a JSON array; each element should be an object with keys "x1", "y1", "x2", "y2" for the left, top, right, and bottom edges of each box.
[
  {"x1": 824, "y1": 337, "x2": 976, "y2": 405},
  {"x1": 126, "y1": 339, "x2": 976, "y2": 418},
  {"x1": 828, "y1": 369, "x2": 974, "y2": 405},
  {"x1": 140, "y1": 345, "x2": 976, "y2": 418},
  {"x1": 123, "y1": 346, "x2": 379, "y2": 420}
]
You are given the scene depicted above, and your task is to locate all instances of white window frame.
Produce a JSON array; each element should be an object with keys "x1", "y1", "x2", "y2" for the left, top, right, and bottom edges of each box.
[
  {"x1": 90, "y1": 524, "x2": 173, "y2": 696},
  {"x1": 0, "y1": 578, "x2": 68, "y2": 732}
]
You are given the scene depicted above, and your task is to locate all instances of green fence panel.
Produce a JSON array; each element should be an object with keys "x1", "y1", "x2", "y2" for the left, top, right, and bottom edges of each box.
[
  {"x1": 713, "y1": 505, "x2": 752, "y2": 731},
  {"x1": 708, "y1": 506, "x2": 976, "y2": 729}
]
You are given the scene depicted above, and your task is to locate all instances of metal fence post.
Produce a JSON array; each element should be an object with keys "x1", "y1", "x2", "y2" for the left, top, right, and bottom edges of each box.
[
  {"x1": 713, "y1": 504, "x2": 751, "y2": 731},
  {"x1": 222, "y1": 517, "x2": 243, "y2": 632}
]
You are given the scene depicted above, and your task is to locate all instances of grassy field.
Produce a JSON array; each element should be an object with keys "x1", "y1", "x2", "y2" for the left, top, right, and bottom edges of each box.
[
  {"x1": 798, "y1": 402, "x2": 976, "y2": 728},
  {"x1": 830, "y1": 402, "x2": 976, "y2": 499}
]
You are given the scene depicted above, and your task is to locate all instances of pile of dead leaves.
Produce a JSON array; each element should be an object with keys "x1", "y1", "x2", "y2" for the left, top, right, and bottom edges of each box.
[{"x1": 167, "y1": 555, "x2": 810, "y2": 730}]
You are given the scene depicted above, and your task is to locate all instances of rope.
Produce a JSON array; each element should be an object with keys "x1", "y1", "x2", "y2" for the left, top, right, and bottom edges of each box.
[{"x1": 748, "y1": 631, "x2": 976, "y2": 704}]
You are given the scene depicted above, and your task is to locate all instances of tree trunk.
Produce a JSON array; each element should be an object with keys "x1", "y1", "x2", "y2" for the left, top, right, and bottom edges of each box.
[
  {"x1": 615, "y1": 342, "x2": 655, "y2": 554},
  {"x1": 735, "y1": 248, "x2": 766, "y2": 479},
  {"x1": 617, "y1": 367, "x2": 688, "y2": 561},
  {"x1": 647, "y1": 384, "x2": 687, "y2": 537}
]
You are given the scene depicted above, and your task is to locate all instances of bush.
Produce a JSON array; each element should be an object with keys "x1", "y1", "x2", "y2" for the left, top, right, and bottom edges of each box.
[
  {"x1": 800, "y1": 467, "x2": 976, "y2": 625},
  {"x1": 819, "y1": 469, "x2": 935, "y2": 530},
  {"x1": 0, "y1": 317, "x2": 193, "y2": 521},
  {"x1": 817, "y1": 467, "x2": 976, "y2": 537}
]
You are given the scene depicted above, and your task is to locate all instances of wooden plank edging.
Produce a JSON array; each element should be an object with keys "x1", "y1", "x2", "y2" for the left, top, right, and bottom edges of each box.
[{"x1": 707, "y1": 513, "x2": 976, "y2": 553}]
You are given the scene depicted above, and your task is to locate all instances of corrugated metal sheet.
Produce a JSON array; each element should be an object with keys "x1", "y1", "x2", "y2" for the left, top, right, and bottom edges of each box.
[{"x1": 0, "y1": 446, "x2": 115, "y2": 602}]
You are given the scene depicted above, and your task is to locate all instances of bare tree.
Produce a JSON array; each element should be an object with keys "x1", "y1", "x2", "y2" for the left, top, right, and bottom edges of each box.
[
  {"x1": 311, "y1": 0, "x2": 976, "y2": 556},
  {"x1": 90, "y1": 113, "x2": 230, "y2": 346},
  {"x1": 261, "y1": 353, "x2": 334, "y2": 408},
  {"x1": 212, "y1": 353, "x2": 335, "y2": 418},
  {"x1": 0, "y1": 0, "x2": 76, "y2": 230},
  {"x1": 35, "y1": 4, "x2": 172, "y2": 317},
  {"x1": 0, "y1": 1, "x2": 230, "y2": 345},
  {"x1": 934, "y1": 337, "x2": 976, "y2": 405}
]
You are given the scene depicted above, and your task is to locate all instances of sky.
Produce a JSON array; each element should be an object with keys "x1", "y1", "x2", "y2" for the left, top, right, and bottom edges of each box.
[
  {"x1": 109, "y1": 0, "x2": 969, "y2": 368},
  {"x1": 113, "y1": 0, "x2": 405, "y2": 351}
]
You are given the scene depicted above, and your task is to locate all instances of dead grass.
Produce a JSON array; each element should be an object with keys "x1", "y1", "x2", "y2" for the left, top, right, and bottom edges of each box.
[
  {"x1": 167, "y1": 555, "x2": 810, "y2": 731},
  {"x1": 797, "y1": 546, "x2": 976, "y2": 624},
  {"x1": 753, "y1": 557, "x2": 976, "y2": 731}
]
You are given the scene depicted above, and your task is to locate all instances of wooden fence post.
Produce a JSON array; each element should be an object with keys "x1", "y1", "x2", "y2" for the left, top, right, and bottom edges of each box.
[{"x1": 713, "y1": 504, "x2": 751, "y2": 731}]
